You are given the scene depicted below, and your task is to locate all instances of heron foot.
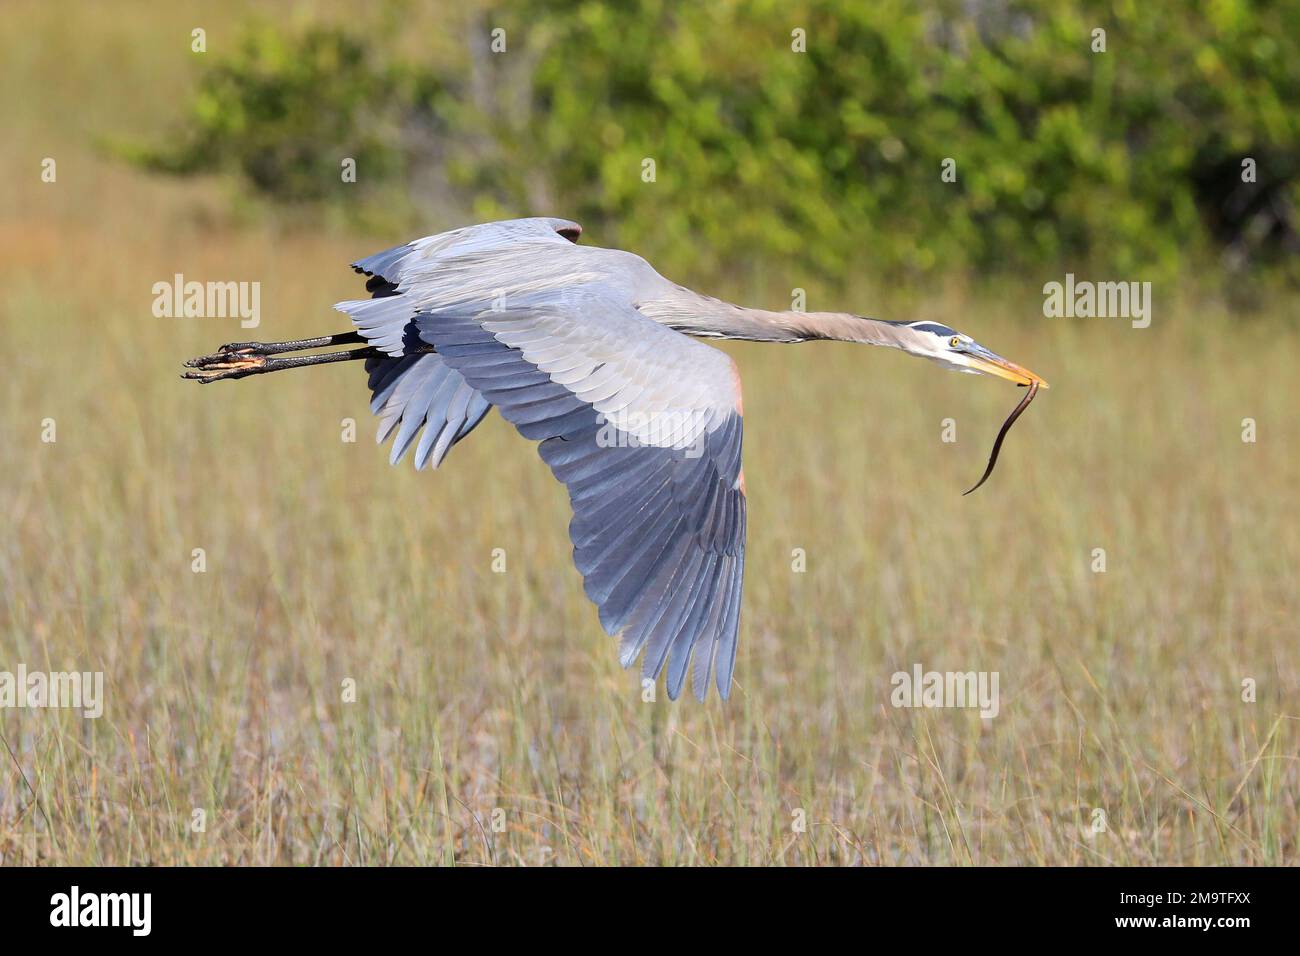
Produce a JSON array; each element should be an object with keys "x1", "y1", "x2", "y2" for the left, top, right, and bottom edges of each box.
[{"x1": 182, "y1": 347, "x2": 268, "y2": 383}]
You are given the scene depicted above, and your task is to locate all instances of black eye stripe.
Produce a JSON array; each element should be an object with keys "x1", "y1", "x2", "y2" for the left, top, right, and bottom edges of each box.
[{"x1": 908, "y1": 322, "x2": 955, "y2": 336}]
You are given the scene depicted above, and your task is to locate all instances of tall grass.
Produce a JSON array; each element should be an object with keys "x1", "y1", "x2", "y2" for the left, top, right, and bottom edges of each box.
[{"x1": 0, "y1": 1, "x2": 1295, "y2": 865}]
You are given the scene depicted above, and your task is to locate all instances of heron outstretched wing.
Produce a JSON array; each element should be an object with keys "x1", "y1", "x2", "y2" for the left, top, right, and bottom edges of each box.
[
  {"x1": 337, "y1": 218, "x2": 745, "y2": 698},
  {"x1": 414, "y1": 288, "x2": 746, "y2": 700}
]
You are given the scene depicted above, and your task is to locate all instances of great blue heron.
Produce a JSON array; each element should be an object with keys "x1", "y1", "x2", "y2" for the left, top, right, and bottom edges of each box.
[{"x1": 184, "y1": 217, "x2": 1047, "y2": 700}]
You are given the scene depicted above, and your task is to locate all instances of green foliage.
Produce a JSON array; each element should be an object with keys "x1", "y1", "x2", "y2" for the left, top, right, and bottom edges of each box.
[
  {"x1": 124, "y1": 23, "x2": 412, "y2": 202},
  {"x1": 126, "y1": 1, "x2": 1300, "y2": 286}
]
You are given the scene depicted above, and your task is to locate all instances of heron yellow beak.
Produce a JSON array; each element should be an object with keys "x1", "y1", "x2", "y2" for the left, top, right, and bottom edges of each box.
[{"x1": 962, "y1": 344, "x2": 1049, "y2": 389}]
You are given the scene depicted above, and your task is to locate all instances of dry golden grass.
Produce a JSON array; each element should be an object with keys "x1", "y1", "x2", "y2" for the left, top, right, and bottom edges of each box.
[{"x1": 0, "y1": 1, "x2": 1296, "y2": 865}]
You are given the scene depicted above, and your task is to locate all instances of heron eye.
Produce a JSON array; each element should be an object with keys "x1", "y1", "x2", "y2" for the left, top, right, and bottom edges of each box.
[{"x1": 949, "y1": 336, "x2": 962, "y2": 348}]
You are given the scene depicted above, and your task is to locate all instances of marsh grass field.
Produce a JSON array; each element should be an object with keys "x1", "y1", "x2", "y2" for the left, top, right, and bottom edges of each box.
[{"x1": 1, "y1": 2, "x2": 1297, "y2": 865}]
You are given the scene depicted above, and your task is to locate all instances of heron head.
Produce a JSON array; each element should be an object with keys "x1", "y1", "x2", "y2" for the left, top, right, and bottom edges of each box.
[{"x1": 899, "y1": 322, "x2": 1049, "y2": 388}]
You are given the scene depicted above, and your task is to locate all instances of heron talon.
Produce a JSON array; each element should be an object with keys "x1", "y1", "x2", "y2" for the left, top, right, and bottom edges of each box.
[
  {"x1": 183, "y1": 342, "x2": 268, "y2": 371},
  {"x1": 181, "y1": 351, "x2": 267, "y2": 382}
]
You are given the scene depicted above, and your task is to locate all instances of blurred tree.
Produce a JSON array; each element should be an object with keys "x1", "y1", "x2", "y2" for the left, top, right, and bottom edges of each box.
[
  {"x1": 123, "y1": 0, "x2": 1300, "y2": 287},
  {"x1": 117, "y1": 24, "x2": 412, "y2": 202}
]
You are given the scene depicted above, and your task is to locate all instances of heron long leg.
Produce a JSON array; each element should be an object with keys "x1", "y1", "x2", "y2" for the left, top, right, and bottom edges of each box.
[
  {"x1": 205, "y1": 331, "x2": 367, "y2": 356},
  {"x1": 183, "y1": 343, "x2": 384, "y2": 383}
]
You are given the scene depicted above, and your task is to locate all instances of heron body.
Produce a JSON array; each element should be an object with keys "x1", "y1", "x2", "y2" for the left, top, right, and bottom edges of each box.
[{"x1": 185, "y1": 217, "x2": 1046, "y2": 700}]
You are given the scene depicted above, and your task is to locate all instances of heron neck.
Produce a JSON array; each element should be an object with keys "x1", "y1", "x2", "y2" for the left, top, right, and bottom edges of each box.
[{"x1": 653, "y1": 290, "x2": 907, "y2": 347}]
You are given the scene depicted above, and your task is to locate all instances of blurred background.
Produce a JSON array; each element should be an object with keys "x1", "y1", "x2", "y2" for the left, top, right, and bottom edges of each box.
[
  {"x1": 111, "y1": 0, "x2": 1300, "y2": 292},
  {"x1": 0, "y1": 0, "x2": 1296, "y2": 865}
]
